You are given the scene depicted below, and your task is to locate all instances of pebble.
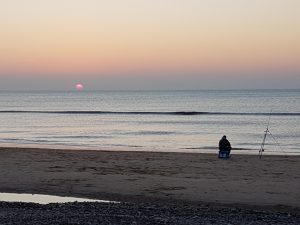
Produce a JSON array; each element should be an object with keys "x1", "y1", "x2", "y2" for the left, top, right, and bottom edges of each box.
[{"x1": 0, "y1": 201, "x2": 299, "y2": 225}]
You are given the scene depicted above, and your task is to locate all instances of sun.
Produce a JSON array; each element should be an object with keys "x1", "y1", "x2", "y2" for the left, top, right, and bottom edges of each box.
[{"x1": 75, "y1": 83, "x2": 84, "y2": 91}]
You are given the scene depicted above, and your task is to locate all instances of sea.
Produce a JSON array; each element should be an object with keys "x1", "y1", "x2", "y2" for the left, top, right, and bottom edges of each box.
[{"x1": 0, "y1": 90, "x2": 299, "y2": 155}]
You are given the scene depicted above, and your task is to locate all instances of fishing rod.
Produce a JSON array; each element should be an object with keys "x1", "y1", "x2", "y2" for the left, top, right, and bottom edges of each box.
[
  {"x1": 259, "y1": 110, "x2": 271, "y2": 159},
  {"x1": 259, "y1": 109, "x2": 285, "y2": 159}
]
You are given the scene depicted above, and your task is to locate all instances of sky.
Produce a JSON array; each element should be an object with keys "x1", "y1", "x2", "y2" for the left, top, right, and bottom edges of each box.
[{"x1": 0, "y1": 0, "x2": 299, "y2": 90}]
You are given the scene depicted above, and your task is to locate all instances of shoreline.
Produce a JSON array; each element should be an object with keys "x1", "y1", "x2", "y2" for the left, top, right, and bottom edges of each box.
[
  {"x1": 0, "y1": 145, "x2": 296, "y2": 156},
  {"x1": 1, "y1": 147, "x2": 300, "y2": 210}
]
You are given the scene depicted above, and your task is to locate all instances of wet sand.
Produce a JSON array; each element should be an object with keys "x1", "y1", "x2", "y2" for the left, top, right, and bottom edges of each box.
[{"x1": 0, "y1": 147, "x2": 300, "y2": 209}]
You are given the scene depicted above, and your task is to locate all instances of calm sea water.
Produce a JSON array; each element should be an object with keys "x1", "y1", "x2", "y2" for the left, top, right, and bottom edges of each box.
[{"x1": 0, "y1": 90, "x2": 299, "y2": 155}]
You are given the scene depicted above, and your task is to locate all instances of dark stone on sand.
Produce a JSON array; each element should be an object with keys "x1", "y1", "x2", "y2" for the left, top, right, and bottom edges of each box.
[{"x1": 0, "y1": 201, "x2": 300, "y2": 225}]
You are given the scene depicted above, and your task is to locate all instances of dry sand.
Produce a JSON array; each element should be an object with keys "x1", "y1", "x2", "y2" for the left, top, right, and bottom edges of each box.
[{"x1": 0, "y1": 147, "x2": 300, "y2": 209}]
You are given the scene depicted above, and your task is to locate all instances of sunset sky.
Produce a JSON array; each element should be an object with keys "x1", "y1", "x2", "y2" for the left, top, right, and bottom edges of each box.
[{"x1": 0, "y1": 0, "x2": 299, "y2": 90}]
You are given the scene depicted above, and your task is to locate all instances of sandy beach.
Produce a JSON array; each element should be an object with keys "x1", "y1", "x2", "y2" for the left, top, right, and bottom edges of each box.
[
  {"x1": 0, "y1": 147, "x2": 300, "y2": 208},
  {"x1": 1, "y1": 147, "x2": 300, "y2": 224}
]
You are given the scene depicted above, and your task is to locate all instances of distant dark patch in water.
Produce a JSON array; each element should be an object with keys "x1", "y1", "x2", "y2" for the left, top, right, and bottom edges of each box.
[{"x1": 1, "y1": 110, "x2": 300, "y2": 116}]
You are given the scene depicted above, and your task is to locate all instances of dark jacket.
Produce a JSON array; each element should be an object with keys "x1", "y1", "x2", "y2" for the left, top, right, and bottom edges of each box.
[{"x1": 219, "y1": 138, "x2": 231, "y2": 152}]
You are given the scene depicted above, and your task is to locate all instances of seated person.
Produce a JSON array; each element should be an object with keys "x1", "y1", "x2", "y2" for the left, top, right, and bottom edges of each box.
[{"x1": 218, "y1": 135, "x2": 231, "y2": 158}]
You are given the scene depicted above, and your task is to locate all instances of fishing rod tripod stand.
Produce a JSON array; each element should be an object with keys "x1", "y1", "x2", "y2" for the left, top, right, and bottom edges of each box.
[{"x1": 259, "y1": 126, "x2": 280, "y2": 159}]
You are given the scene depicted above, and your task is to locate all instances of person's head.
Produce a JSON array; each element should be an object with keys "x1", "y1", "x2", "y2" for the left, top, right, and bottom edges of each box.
[{"x1": 222, "y1": 135, "x2": 227, "y2": 139}]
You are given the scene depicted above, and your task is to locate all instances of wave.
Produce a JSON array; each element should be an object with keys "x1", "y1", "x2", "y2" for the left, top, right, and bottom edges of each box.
[
  {"x1": 0, "y1": 110, "x2": 300, "y2": 116},
  {"x1": 128, "y1": 131, "x2": 176, "y2": 135}
]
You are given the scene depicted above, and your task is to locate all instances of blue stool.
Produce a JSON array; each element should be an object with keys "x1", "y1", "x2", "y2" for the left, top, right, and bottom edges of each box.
[{"x1": 218, "y1": 151, "x2": 230, "y2": 159}]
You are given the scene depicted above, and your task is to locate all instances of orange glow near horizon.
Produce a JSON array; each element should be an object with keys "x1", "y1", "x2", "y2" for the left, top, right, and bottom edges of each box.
[{"x1": 0, "y1": 0, "x2": 299, "y2": 77}]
